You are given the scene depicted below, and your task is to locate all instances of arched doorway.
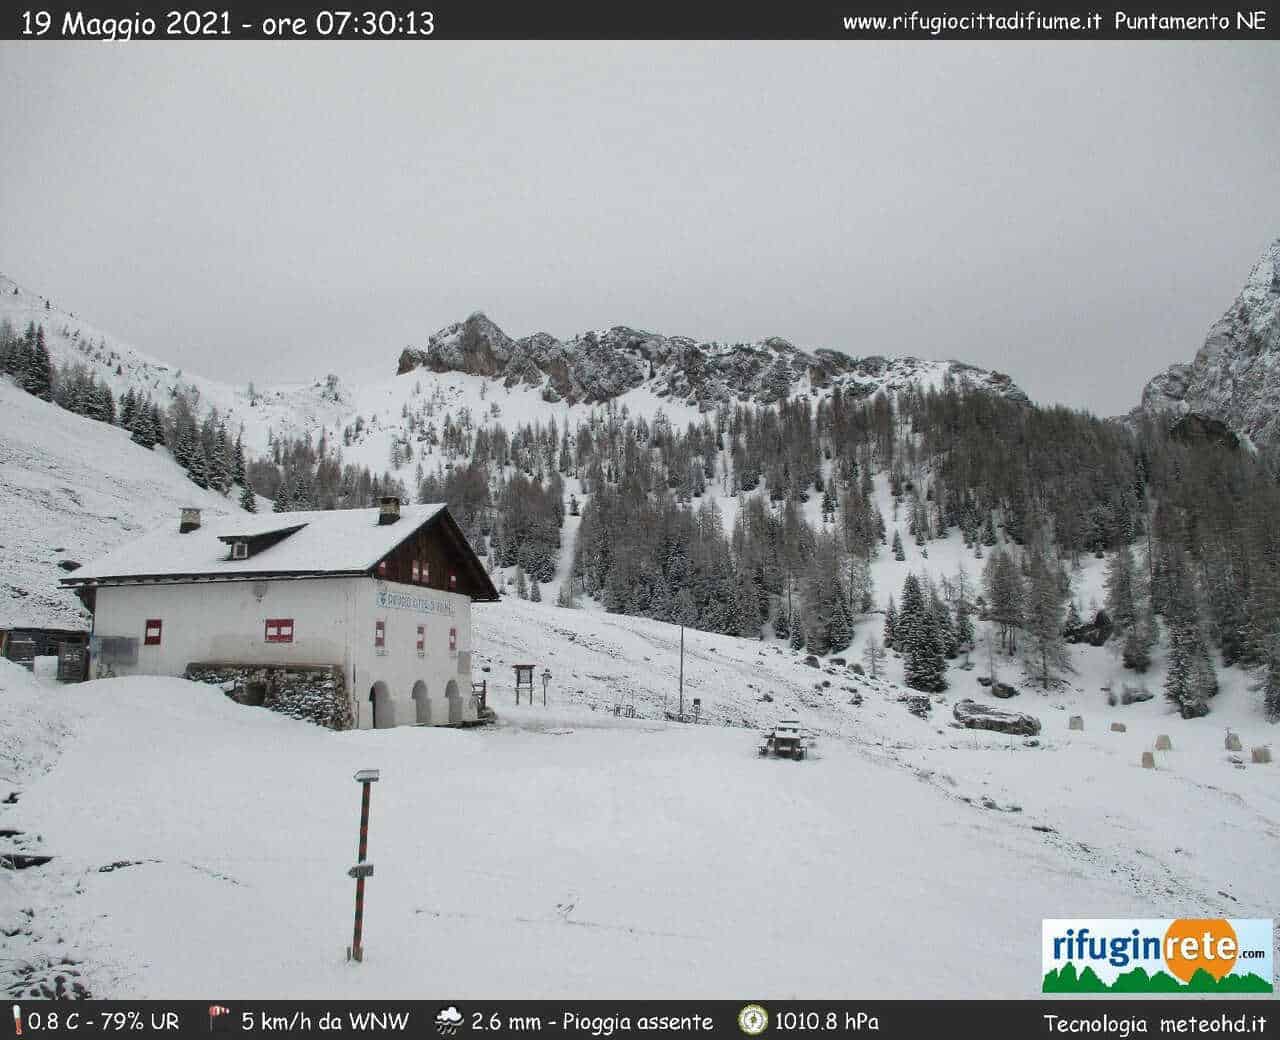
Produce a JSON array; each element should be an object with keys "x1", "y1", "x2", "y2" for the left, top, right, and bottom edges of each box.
[
  {"x1": 369, "y1": 681, "x2": 394, "y2": 729},
  {"x1": 445, "y1": 679, "x2": 463, "y2": 724},
  {"x1": 412, "y1": 680, "x2": 431, "y2": 725}
]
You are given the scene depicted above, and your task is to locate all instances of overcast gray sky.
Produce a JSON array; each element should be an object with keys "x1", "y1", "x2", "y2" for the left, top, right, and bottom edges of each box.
[{"x1": 1, "y1": 42, "x2": 1276, "y2": 413}]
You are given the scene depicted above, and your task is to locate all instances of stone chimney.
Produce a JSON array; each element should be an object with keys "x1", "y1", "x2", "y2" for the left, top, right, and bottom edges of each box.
[
  {"x1": 378, "y1": 496, "x2": 401, "y2": 525},
  {"x1": 179, "y1": 507, "x2": 202, "y2": 534}
]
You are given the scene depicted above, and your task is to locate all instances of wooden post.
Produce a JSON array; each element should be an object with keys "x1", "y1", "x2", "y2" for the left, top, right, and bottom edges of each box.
[
  {"x1": 347, "y1": 769, "x2": 378, "y2": 963},
  {"x1": 351, "y1": 779, "x2": 371, "y2": 961}
]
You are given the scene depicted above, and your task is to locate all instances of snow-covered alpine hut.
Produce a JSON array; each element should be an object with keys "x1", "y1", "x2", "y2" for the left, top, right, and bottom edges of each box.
[{"x1": 60, "y1": 498, "x2": 499, "y2": 729}]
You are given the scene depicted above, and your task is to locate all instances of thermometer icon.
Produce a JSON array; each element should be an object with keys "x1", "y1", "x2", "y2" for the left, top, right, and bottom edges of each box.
[{"x1": 12, "y1": 1005, "x2": 21, "y2": 1037}]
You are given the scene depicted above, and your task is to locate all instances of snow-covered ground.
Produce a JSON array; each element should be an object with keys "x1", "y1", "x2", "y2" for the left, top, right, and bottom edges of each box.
[
  {"x1": 3, "y1": 592, "x2": 1278, "y2": 999},
  {"x1": 0, "y1": 379, "x2": 248, "y2": 629}
]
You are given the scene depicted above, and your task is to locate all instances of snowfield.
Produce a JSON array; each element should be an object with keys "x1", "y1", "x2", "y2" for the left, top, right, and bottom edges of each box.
[{"x1": 3, "y1": 601, "x2": 1278, "y2": 999}]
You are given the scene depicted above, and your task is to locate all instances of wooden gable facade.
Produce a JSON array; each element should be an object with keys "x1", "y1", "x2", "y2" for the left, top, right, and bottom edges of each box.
[{"x1": 372, "y1": 509, "x2": 499, "y2": 601}]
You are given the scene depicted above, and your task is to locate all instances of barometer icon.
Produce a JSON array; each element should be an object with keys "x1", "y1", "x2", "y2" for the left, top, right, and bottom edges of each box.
[{"x1": 737, "y1": 1003, "x2": 769, "y2": 1036}]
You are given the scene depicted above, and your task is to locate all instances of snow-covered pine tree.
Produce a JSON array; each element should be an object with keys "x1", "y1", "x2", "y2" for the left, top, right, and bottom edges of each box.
[
  {"x1": 983, "y1": 548, "x2": 1025, "y2": 654},
  {"x1": 955, "y1": 593, "x2": 975, "y2": 653},
  {"x1": 861, "y1": 636, "x2": 886, "y2": 679},
  {"x1": 1122, "y1": 608, "x2": 1154, "y2": 673},
  {"x1": 827, "y1": 593, "x2": 853, "y2": 654},
  {"x1": 188, "y1": 444, "x2": 210, "y2": 489},
  {"x1": 239, "y1": 478, "x2": 258, "y2": 513},
  {"x1": 272, "y1": 474, "x2": 292, "y2": 513},
  {"x1": 930, "y1": 587, "x2": 958, "y2": 659},
  {"x1": 883, "y1": 595, "x2": 897, "y2": 650},
  {"x1": 1104, "y1": 544, "x2": 1138, "y2": 632},
  {"x1": 892, "y1": 529, "x2": 905, "y2": 561},
  {"x1": 1163, "y1": 556, "x2": 1218, "y2": 718},
  {"x1": 980, "y1": 510, "x2": 998, "y2": 547},
  {"x1": 1256, "y1": 638, "x2": 1280, "y2": 722},
  {"x1": 231, "y1": 430, "x2": 247, "y2": 487},
  {"x1": 773, "y1": 604, "x2": 790, "y2": 640},
  {"x1": 900, "y1": 573, "x2": 947, "y2": 692},
  {"x1": 211, "y1": 423, "x2": 232, "y2": 494},
  {"x1": 529, "y1": 579, "x2": 542, "y2": 602},
  {"x1": 788, "y1": 613, "x2": 805, "y2": 650},
  {"x1": 24, "y1": 326, "x2": 53, "y2": 400},
  {"x1": 1023, "y1": 545, "x2": 1069, "y2": 688}
]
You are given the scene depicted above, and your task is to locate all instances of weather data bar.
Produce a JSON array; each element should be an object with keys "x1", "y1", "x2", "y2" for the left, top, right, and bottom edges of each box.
[{"x1": 9, "y1": 1002, "x2": 1278, "y2": 1038}]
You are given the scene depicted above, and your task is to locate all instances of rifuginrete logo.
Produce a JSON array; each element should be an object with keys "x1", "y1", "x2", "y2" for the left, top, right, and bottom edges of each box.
[{"x1": 1042, "y1": 919, "x2": 1272, "y2": 993}]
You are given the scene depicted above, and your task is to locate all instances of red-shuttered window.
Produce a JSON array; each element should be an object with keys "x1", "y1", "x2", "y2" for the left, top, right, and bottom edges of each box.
[
  {"x1": 411, "y1": 560, "x2": 421, "y2": 583},
  {"x1": 144, "y1": 619, "x2": 163, "y2": 646},
  {"x1": 265, "y1": 618, "x2": 294, "y2": 644},
  {"x1": 377, "y1": 560, "x2": 388, "y2": 578},
  {"x1": 374, "y1": 619, "x2": 386, "y2": 648},
  {"x1": 448, "y1": 626, "x2": 457, "y2": 652},
  {"x1": 449, "y1": 574, "x2": 457, "y2": 591},
  {"x1": 416, "y1": 625, "x2": 425, "y2": 656},
  {"x1": 423, "y1": 562, "x2": 430, "y2": 583}
]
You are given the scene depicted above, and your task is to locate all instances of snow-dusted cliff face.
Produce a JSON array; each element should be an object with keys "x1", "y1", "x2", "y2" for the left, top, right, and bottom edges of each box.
[
  {"x1": 397, "y1": 312, "x2": 1030, "y2": 408},
  {"x1": 1136, "y1": 238, "x2": 1280, "y2": 449}
]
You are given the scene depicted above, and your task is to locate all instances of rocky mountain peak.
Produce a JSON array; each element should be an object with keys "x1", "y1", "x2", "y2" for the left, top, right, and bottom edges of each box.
[
  {"x1": 396, "y1": 314, "x2": 1030, "y2": 409},
  {"x1": 1135, "y1": 237, "x2": 1280, "y2": 449}
]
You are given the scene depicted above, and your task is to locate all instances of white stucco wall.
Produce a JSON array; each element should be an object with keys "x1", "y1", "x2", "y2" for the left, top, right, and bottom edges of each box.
[
  {"x1": 350, "y1": 580, "x2": 475, "y2": 729},
  {"x1": 89, "y1": 576, "x2": 477, "y2": 729}
]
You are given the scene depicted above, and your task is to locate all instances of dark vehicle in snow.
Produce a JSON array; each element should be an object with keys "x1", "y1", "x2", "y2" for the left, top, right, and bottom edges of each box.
[{"x1": 758, "y1": 718, "x2": 810, "y2": 760}]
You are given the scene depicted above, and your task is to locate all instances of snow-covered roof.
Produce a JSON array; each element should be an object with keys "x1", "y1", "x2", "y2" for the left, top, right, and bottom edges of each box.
[
  {"x1": 63, "y1": 504, "x2": 449, "y2": 584},
  {"x1": 213, "y1": 518, "x2": 309, "y2": 543}
]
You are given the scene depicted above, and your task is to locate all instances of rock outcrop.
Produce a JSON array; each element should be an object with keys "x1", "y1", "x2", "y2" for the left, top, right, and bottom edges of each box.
[
  {"x1": 1133, "y1": 238, "x2": 1280, "y2": 450},
  {"x1": 953, "y1": 699, "x2": 1040, "y2": 736},
  {"x1": 398, "y1": 313, "x2": 1031, "y2": 409}
]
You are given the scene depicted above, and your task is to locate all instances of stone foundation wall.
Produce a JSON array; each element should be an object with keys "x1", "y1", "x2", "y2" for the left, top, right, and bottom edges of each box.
[{"x1": 186, "y1": 663, "x2": 353, "y2": 730}]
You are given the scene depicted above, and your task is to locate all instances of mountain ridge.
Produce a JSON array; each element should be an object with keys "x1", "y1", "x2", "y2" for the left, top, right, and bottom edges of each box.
[{"x1": 397, "y1": 311, "x2": 1031, "y2": 409}]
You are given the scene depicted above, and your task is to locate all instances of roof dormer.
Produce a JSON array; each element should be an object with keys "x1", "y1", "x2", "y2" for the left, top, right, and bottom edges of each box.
[{"x1": 217, "y1": 523, "x2": 308, "y2": 561}]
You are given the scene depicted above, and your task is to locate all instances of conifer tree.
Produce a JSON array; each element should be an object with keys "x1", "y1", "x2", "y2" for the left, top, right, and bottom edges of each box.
[
  {"x1": 1023, "y1": 546, "x2": 1069, "y2": 688},
  {"x1": 983, "y1": 548, "x2": 1025, "y2": 654},
  {"x1": 773, "y1": 604, "x2": 790, "y2": 640},
  {"x1": 239, "y1": 477, "x2": 258, "y2": 513},
  {"x1": 883, "y1": 596, "x2": 897, "y2": 650},
  {"x1": 1105, "y1": 544, "x2": 1138, "y2": 632},
  {"x1": 1163, "y1": 556, "x2": 1218, "y2": 718},
  {"x1": 900, "y1": 573, "x2": 947, "y2": 692},
  {"x1": 892, "y1": 529, "x2": 905, "y2": 562},
  {"x1": 980, "y1": 510, "x2": 998, "y2": 547},
  {"x1": 1122, "y1": 608, "x2": 1154, "y2": 673},
  {"x1": 788, "y1": 614, "x2": 805, "y2": 650},
  {"x1": 861, "y1": 636, "x2": 886, "y2": 679},
  {"x1": 272, "y1": 474, "x2": 292, "y2": 513},
  {"x1": 188, "y1": 444, "x2": 210, "y2": 489},
  {"x1": 231, "y1": 430, "x2": 247, "y2": 486}
]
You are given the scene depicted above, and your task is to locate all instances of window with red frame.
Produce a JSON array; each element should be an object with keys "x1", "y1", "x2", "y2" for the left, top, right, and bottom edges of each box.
[
  {"x1": 143, "y1": 618, "x2": 163, "y2": 646},
  {"x1": 449, "y1": 574, "x2": 457, "y2": 591},
  {"x1": 264, "y1": 618, "x2": 294, "y2": 644},
  {"x1": 411, "y1": 560, "x2": 420, "y2": 583},
  {"x1": 374, "y1": 619, "x2": 386, "y2": 648},
  {"x1": 377, "y1": 560, "x2": 387, "y2": 578}
]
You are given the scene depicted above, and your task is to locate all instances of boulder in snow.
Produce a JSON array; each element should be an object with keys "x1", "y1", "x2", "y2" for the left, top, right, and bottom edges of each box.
[{"x1": 953, "y1": 699, "x2": 1040, "y2": 736}]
